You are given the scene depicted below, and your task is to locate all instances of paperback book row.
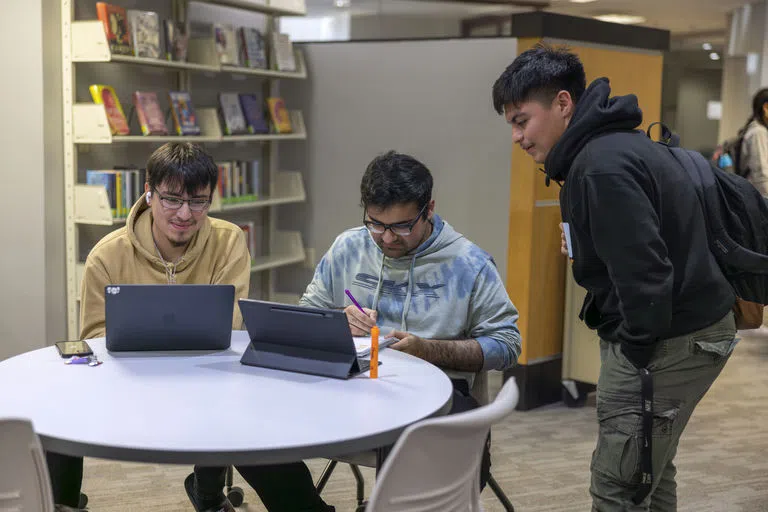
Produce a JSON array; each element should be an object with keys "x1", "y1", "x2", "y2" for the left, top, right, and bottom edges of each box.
[
  {"x1": 85, "y1": 161, "x2": 262, "y2": 218},
  {"x1": 95, "y1": 1, "x2": 297, "y2": 71},
  {"x1": 90, "y1": 85, "x2": 293, "y2": 136}
]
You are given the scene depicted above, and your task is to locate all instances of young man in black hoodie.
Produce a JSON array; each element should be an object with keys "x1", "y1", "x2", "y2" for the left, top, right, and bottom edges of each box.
[{"x1": 492, "y1": 45, "x2": 737, "y2": 511}]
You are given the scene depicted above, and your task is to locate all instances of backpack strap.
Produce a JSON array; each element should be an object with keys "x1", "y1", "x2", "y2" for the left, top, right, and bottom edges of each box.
[{"x1": 646, "y1": 122, "x2": 680, "y2": 147}]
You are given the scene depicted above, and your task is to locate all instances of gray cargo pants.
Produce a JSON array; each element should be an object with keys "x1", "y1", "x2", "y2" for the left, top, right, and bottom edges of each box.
[{"x1": 590, "y1": 311, "x2": 737, "y2": 511}]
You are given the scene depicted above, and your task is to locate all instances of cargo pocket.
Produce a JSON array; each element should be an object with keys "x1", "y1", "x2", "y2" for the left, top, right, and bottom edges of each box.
[
  {"x1": 592, "y1": 392, "x2": 642, "y2": 484},
  {"x1": 691, "y1": 331, "x2": 737, "y2": 363},
  {"x1": 592, "y1": 392, "x2": 680, "y2": 484}
]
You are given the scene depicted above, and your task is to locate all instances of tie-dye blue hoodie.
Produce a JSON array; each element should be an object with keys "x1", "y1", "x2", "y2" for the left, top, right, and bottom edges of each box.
[{"x1": 299, "y1": 214, "x2": 521, "y2": 374}]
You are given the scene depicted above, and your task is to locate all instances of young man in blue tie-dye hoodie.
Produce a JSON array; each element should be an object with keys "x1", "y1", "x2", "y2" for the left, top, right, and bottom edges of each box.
[{"x1": 300, "y1": 150, "x2": 522, "y2": 488}]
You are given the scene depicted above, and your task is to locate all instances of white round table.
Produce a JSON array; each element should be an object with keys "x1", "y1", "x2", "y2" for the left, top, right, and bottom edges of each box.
[{"x1": 0, "y1": 331, "x2": 453, "y2": 466}]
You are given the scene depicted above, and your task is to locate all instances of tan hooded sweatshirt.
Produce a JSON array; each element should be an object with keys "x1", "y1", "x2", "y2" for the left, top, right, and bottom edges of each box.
[{"x1": 79, "y1": 199, "x2": 251, "y2": 340}]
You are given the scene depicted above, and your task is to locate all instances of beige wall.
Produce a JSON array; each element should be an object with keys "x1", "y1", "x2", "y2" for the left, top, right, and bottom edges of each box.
[
  {"x1": 0, "y1": 0, "x2": 66, "y2": 361},
  {"x1": 278, "y1": 38, "x2": 517, "y2": 293}
]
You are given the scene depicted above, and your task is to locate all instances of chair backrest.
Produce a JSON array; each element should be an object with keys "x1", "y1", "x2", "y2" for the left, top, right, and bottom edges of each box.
[
  {"x1": 366, "y1": 377, "x2": 519, "y2": 512},
  {"x1": 0, "y1": 418, "x2": 55, "y2": 512}
]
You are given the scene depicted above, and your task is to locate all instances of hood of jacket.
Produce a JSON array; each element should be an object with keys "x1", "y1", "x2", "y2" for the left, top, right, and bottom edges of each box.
[{"x1": 544, "y1": 77, "x2": 643, "y2": 182}]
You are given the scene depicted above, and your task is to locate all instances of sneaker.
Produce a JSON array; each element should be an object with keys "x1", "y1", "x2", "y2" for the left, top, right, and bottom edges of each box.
[{"x1": 184, "y1": 473, "x2": 235, "y2": 512}]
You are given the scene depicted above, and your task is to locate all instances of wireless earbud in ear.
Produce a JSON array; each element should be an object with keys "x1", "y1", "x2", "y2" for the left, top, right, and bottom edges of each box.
[{"x1": 146, "y1": 191, "x2": 152, "y2": 204}]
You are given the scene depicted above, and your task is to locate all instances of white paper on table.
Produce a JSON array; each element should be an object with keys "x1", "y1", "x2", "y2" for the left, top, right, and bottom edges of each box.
[{"x1": 353, "y1": 336, "x2": 399, "y2": 357}]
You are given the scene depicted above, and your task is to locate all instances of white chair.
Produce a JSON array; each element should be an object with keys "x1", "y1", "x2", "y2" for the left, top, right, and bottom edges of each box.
[
  {"x1": 0, "y1": 418, "x2": 56, "y2": 512},
  {"x1": 315, "y1": 372, "x2": 517, "y2": 511},
  {"x1": 365, "y1": 376, "x2": 519, "y2": 511}
]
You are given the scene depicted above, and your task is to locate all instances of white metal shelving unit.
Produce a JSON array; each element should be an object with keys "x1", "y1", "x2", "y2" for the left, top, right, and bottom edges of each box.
[{"x1": 62, "y1": 0, "x2": 308, "y2": 338}]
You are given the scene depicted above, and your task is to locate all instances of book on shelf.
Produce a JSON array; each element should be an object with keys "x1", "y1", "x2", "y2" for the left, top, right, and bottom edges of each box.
[
  {"x1": 168, "y1": 91, "x2": 201, "y2": 136},
  {"x1": 132, "y1": 91, "x2": 168, "y2": 136},
  {"x1": 270, "y1": 33, "x2": 296, "y2": 72},
  {"x1": 239, "y1": 93, "x2": 269, "y2": 134},
  {"x1": 96, "y1": 2, "x2": 133, "y2": 56},
  {"x1": 214, "y1": 23, "x2": 239, "y2": 66},
  {"x1": 86, "y1": 169, "x2": 146, "y2": 219},
  {"x1": 267, "y1": 97, "x2": 292, "y2": 133},
  {"x1": 89, "y1": 84, "x2": 130, "y2": 136},
  {"x1": 127, "y1": 10, "x2": 161, "y2": 59},
  {"x1": 239, "y1": 28, "x2": 268, "y2": 69},
  {"x1": 238, "y1": 221, "x2": 257, "y2": 261},
  {"x1": 216, "y1": 160, "x2": 261, "y2": 204},
  {"x1": 219, "y1": 93, "x2": 248, "y2": 135},
  {"x1": 163, "y1": 20, "x2": 189, "y2": 62}
]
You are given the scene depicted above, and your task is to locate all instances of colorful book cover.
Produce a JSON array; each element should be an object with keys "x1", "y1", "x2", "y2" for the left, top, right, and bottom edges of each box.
[
  {"x1": 86, "y1": 171, "x2": 116, "y2": 217},
  {"x1": 168, "y1": 91, "x2": 201, "y2": 136},
  {"x1": 239, "y1": 93, "x2": 269, "y2": 134},
  {"x1": 267, "y1": 97, "x2": 292, "y2": 134},
  {"x1": 96, "y1": 2, "x2": 133, "y2": 56},
  {"x1": 89, "y1": 84, "x2": 130, "y2": 135},
  {"x1": 132, "y1": 91, "x2": 167, "y2": 135},
  {"x1": 218, "y1": 93, "x2": 248, "y2": 135},
  {"x1": 164, "y1": 20, "x2": 189, "y2": 62},
  {"x1": 239, "y1": 28, "x2": 267, "y2": 69},
  {"x1": 214, "y1": 24, "x2": 239, "y2": 66},
  {"x1": 127, "y1": 10, "x2": 161, "y2": 59},
  {"x1": 218, "y1": 162, "x2": 232, "y2": 200}
]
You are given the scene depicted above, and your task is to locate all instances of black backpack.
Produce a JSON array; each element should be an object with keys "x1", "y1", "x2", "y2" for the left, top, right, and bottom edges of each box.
[{"x1": 647, "y1": 123, "x2": 768, "y2": 306}]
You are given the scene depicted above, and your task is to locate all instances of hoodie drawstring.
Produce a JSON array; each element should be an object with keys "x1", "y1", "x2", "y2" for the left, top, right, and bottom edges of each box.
[
  {"x1": 400, "y1": 255, "x2": 417, "y2": 331},
  {"x1": 371, "y1": 252, "x2": 417, "y2": 332},
  {"x1": 153, "y1": 240, "x2": 184, "y2": 284},
  {"x1": 371, "y1": 255, "x2": 386, "y2": 312}
]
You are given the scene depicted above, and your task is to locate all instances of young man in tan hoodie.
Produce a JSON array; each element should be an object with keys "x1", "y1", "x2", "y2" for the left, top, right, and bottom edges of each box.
[{"x1": 48, "y1": 143, "x2": 334, "y2": 512}]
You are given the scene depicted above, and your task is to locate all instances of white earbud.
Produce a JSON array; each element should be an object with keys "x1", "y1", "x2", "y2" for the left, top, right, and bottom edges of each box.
[{"x1": 146, "y1": 191, "x2": 152, "y2": 204}]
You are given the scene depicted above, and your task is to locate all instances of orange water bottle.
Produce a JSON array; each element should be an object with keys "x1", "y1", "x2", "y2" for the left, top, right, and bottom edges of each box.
[{"x1": 370, "y1": 325, "x2": 379, "y2": 379}]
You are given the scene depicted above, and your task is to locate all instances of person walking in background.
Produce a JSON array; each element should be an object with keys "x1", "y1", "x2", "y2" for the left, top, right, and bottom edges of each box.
[{"x1": 739, "y1": 88, "x2": 768, "y2": 198}]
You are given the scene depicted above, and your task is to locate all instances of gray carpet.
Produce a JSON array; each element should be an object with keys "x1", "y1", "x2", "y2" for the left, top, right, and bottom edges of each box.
[{"x1": 81, "y1": 329, "x2": 768, "y2": 511}]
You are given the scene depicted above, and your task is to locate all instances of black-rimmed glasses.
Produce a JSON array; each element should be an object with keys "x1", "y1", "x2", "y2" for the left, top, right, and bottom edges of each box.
[
  {"x1": 155, "y1": 190, "x2": 211, "y2": 212},
  {"x1": 363, "y1": 203, "x2": 427, "y2": 236}
]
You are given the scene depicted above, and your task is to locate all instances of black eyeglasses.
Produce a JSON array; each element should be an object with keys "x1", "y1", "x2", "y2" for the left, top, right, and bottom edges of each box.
[
  {"x1": 154, "y1": 190, "x2": 211, "y2": 212},
  {"x1": 364, "y1": 203, "x2": 428, "y2": 237}
]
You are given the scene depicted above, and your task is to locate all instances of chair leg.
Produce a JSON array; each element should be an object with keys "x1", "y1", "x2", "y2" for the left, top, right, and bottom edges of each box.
[
  {"x1": 315, "y1": 460, "x2": 338, "y2": 494},
  {"x1": 487, "y1": 474, "x2": 515, "y2": 512},
  {"x1": 349, "y1": 464, "x2": 366, "y2": 506}
]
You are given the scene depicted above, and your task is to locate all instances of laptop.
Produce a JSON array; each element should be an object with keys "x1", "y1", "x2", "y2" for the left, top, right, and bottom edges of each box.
[
  {"x1": 105, "y1": 284, "x2": 235, "y2": 352},
  {"x1": 238, "y1": 299, "x2": 374, "y2": 379}
]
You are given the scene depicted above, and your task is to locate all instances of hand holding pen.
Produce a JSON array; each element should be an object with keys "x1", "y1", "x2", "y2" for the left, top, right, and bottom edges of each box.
[{"x1": 344, "y1": 289, "x2": 378, "y2": 336}]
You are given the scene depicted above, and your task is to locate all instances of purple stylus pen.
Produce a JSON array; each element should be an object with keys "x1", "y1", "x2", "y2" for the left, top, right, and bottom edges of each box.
[{"x1": 344, "y1": 289, "x2": 367, "y2": 314}]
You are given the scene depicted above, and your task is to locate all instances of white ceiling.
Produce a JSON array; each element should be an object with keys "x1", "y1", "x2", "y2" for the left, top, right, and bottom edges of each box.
[{"x1": 305, "y1": 0, "x2": 752, "y2": 37}]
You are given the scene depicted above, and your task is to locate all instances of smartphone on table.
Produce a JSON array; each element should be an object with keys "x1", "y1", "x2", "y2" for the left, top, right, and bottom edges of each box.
[{"x1": 54, "y1": 340, "x2": 93, "y2": 358}]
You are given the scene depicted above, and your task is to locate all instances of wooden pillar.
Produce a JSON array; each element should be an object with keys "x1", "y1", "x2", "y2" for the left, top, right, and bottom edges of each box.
[{"x1": 501, "y1": 13, "x2": 668, "y2": 410}]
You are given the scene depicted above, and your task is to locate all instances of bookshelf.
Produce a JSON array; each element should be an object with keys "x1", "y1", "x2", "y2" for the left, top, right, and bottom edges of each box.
[
  {"x1": 62, "y1": 0, "x2": 309, "y2": 338},
  {"x1": 72, "y1": 104, "x2": 306, "y2": 144},
  {"x1": 71, "y1": 19, "x2": 308, "y2": 79}
]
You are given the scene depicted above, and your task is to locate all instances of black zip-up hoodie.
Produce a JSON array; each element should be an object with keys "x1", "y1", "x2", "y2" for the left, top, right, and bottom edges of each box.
[{"x1": 546, "y1": 78, "x2": 735, "y2": 368}]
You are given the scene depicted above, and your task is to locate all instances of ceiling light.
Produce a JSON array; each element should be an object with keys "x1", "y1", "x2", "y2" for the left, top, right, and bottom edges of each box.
[
  {"x1": 334, "y1": 0, "x2": 350, "y2": 7},
  {"x1": 593, "y1": 14, "x2": 647, "y2": 25},
  {"x1": 709, "y1": 52, "x2": 721, "y2": 61},
  {"x1": 569, "y1": 0, "x2": 598, "y2": 3},
  {"x1": 702, "y1": 43, "x2": 713, "y2": 50}
]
